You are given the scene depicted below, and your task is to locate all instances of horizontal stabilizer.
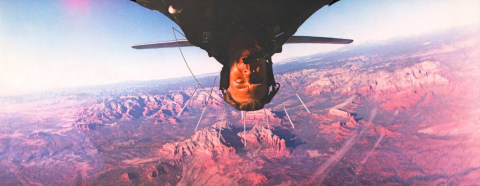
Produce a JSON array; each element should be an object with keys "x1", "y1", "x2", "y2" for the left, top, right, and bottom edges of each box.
[
  {"x1": 286, "y1": 36, "x2": 353, "y2": 44},
  {"x1": 132, "y1": 40, "x2": 193, "y2": 49}
]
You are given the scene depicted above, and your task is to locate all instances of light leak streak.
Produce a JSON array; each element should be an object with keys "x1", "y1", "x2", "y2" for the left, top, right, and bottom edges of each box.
[
  {"x1": 263, "y1": 108, "x2": 270, "y2": 128},
  {"x1": 361, "y1": 133, "x2": 384, "y2": 165},
  {"x1": 330, "y1": 94, "x2": 357, "y2": 110},
  {"x1": 242, "y1": 111, "x2": 247, "y2": 146},
  {"x1": 314, "y1": 126, "x2": 368, "y2": 182},
  {"x1": 218, "y1": 107, "x2": 226, "y2": 139},
  {"x1": 354, "y1": 118, "x2": 387, "y2": 182},
  {"x1": 312, "y1": 107, "x2": 378, "y2": 183}
]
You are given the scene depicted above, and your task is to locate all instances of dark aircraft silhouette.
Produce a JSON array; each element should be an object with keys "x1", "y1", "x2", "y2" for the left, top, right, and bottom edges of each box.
[{"x1": 131, "y1": 0, "x2": 353, "y2": 111}]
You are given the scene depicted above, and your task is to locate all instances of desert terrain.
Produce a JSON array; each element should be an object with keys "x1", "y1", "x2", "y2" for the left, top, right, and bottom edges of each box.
[{"x1": 0, "y1": 27, "x2": 479, "y2": 185}]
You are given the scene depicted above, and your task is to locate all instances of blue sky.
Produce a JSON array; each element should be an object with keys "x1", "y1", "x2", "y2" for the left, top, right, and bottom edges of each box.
[{"x1": 0, "y1": 0, "x2": 479, "y2": 96}]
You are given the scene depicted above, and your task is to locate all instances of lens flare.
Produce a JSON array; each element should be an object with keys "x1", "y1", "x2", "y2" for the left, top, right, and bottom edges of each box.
[{"x1": 62, "y1": 0, "x2": 91, "y2": 14}]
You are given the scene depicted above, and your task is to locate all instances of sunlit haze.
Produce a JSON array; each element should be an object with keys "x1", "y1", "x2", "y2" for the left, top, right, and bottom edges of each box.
[{"x1": 1, "y1": 0, "x2": 479, "y2": 96}]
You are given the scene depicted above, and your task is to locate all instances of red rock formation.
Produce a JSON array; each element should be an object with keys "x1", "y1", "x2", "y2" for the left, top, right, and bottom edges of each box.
[
  {"x1": 121, "y1": 173, "x2": 130, "y2": 181},
  {"x1": 151, "y1": 123, "x2": 294, "y2": 184},
  {"x1": 158, "y1": 124, "x2": 235, "y2": 159},
  {"x1": 73, "y1": 123, "x2": 90, "y2": 131},
  {"x1": 240, "y1": 108, "x2": 282, "y2": 125},
  {"x1": 328, "y1": 108, "x2": 351, "y2": 118},
  {"x1": 239, "y1": 125, "x2": 290, "y2": 158},
  {"x1": 75, "y1": 91, "x2": 224, "y2": 126}
]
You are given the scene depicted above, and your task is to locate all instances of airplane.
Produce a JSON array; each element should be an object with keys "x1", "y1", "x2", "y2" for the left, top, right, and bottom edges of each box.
[{"x1": 130, "y1": 0, "x2": 353, "y2": 111}]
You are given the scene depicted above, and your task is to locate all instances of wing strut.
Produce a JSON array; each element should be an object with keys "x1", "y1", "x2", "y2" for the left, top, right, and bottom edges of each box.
[
  {"x1": 242, "y1": 111, "x2": 247, "y2": 147},
  {"x1": 285, "y1": 80, "x2": 311, "y2": 113},
  {"x1": 176, "y1": 83, "x2": 200, "y2": 118},
  {"x1": 278, "y1": 94, "x2": 295, "y2": 129},
  {"x1": 170, "y1": 27, "x2": 222, "y2": 102},
  {"x1": 195, "y1": 76, "x2": 217, "y2": 132}
]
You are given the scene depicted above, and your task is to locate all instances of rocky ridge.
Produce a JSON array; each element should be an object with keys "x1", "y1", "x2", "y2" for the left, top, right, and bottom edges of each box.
[
  {"x1": 75, "y1": 91, "x2": 224, "y2": 127},
  {"x1": 144, "y1": 122, "x2": 293, "y2": 185}
]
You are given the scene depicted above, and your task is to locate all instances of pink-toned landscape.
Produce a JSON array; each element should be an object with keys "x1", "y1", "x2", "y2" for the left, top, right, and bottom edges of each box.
[{"x1": 1, "y1": 28, "x2": 479, "y2": 185}]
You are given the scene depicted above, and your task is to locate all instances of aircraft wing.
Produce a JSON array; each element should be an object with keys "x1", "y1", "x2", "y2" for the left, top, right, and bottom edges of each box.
[
  {"x1": 132, "y1": 0, "x2": 342, "y2": 59},
  {"x1": 286, "y1": 36, "x2": 353, "y2": 44},
  {"x1": 132, "y1": 36, "x2": 352, "y2": 49},
  {"x1": 132, "y1": 40, "x2": 192, "y2": 49}
]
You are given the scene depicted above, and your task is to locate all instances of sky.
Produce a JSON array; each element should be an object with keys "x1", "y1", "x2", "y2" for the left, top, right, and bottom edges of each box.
[{"x1": 0, "y1": 0, "x2": 479, "y2": 97}]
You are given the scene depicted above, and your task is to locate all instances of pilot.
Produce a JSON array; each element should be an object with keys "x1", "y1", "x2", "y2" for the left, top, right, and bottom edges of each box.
[{"x1": 219, "y1": 30, "x2": 280, "y2": 111}]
